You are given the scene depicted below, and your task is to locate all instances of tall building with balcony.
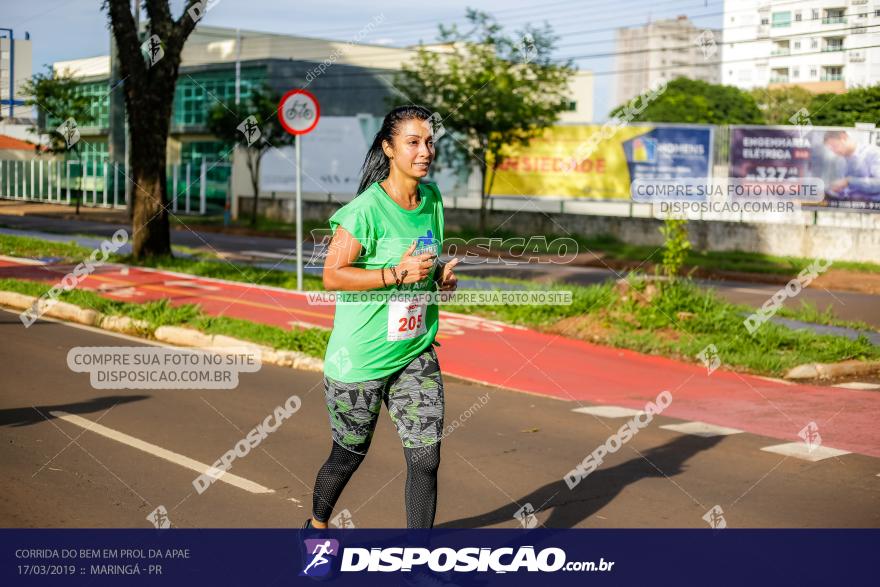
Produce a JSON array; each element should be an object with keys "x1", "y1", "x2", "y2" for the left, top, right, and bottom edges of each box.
[
  {"x1": 614, "y1": 16, "x2": 721, "y2": 107},
  {"x1": 0, "y1": 32, "x2": 33, "y2": 121},
  {"x1": 721, "y1": 0, "x2": 880, "y2": 93}
]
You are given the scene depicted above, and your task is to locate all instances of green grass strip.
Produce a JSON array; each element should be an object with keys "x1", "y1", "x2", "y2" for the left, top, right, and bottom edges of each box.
[{"x1": 0, "y1": 277, "x2": 328, "y2": 359}]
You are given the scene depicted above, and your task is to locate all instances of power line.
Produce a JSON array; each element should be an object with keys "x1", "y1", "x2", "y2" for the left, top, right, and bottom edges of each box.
[
  {"x1": 171, "y1": 20, "x2": 880, "y2": 82},
  {"x1": 232, "y1": 0, "x2": 720, "y2": 40},
  {"x1": 579, "y1": 37, "x2": 880, "y2": 78},
  {"x1": 180, "y1": 5, "x2": 878, "y2": 69},
  {"x1": 47, "y1": 5, "x2": 876, "y2": 111},
  {"x1": 563, "y1": 21, "x2": 880, "y2": 62},
  {"x1": 229, "y1": 0, "x2": 830, "y2": 49}
]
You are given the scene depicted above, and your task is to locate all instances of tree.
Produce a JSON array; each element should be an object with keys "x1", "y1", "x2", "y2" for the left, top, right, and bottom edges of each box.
[
  {"x1": 21, "y1": 66, "x2": 101, "y2": 215},
  {"x1": 207, "y1": 85, "x2": 294, "y2": 225},
  {"x1": 610, "y1": 77, "x2": 764, "y2": 125},
  {"x1": 20, "y1": 66, "x2": 96, "y2": 153},
  {"x1": 394, "y1": 9, "x2": 575, "y2": 231},
  {"x1": 103, "y1": 0, "x2": 203, "y2": 258},
  {"x1": 806, "y1": 85, "x2": 880, "y2": 127},
  {"x1": 749, "y1": 86, "x2": 814, "y2": 125},
  {"x1": 659, "y1": 217, "x2": 690, "y2": 279}
]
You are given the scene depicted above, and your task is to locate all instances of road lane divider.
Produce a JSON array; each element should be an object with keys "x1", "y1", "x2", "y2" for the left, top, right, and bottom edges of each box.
[
  {"x1": 760, "y1": 442, "x2": 851, "y2": 462},
  {"x1": 49, "y1": 410, "x2": 275, "y2": 494}
]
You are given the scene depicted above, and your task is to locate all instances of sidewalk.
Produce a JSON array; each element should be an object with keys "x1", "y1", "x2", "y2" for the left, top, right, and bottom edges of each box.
[
  {"x1": 2, "y1": 257, "x2": 878, "y2": 458},
  {"x1": 0, "y1": 200, "x2": 128, "y2": 224}
]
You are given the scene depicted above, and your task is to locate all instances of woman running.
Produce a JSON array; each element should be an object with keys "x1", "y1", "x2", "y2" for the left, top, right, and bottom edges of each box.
[{"x1": 304, "y1": 105, "x2": 459, "y2": 530}]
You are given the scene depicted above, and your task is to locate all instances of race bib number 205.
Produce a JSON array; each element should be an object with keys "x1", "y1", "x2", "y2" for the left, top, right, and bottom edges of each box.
[{"x1": 387, "y1": 297, "x2": 427, "y2": 341}]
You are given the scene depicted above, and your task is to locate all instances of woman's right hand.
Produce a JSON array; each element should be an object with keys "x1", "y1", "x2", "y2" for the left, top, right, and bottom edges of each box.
[{"x1": 395, "y1": 241, "x2": 436, "y2": 284}]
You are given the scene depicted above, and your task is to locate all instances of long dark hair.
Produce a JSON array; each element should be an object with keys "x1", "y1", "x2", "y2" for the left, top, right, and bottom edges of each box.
[{"x1": 357, "y1": 105, "x2": 433, "y2": 196}]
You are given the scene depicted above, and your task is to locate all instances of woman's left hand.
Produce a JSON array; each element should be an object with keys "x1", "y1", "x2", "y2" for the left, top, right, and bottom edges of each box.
[{"x1": 438, "y1": 258, "x2": 460, "y2": 291}]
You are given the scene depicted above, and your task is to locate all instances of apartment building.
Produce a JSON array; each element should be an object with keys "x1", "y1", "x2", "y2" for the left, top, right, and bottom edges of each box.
[
  {"x1": 721, "y1": 0, "x2": 880, "y2": 92},
  {"x1": 614, "y1": 16, "x2": 721, "y2": 106}
]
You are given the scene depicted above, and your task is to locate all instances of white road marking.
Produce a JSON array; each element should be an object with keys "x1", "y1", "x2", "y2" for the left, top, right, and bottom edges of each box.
[
  {"x1": 97, "y1": 283, "x2": 143, "y2": 298},
  {"x1": 760, "y1": 442, "x2": 851, "y2": 462},
  {"x1": 240, "y1": 250, "x2": 293, "y2": 260},
  {"x1": 287, "y1": 320, "x2": 328, "y2": 330},
  {"x1": 660, "y1": 421, "x2": 744, "y2": 437},
  {"x1": 163, "y1": 280, "x2": 221, "y2": 291},
  {"x1": 49, "y1": 410, "x2": 275, "y2": 494},
  {"x1": 572, "y1": 406, "x2": 644, "y2": 418},
  {"x1": 754, "y1": 376, "x2": 797, "y2": 386},
  {"x1": 729, "y1": 287, "x2": 775, "y2": 296},
  {"x1": 833, "y1": 382, "x2": 880, "y2": 391},
  {"x1": 0, "y1": 254, "x2": 46, "y2": 265}
]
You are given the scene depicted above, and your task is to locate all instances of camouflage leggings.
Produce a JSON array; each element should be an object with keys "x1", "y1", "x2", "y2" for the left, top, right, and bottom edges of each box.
[{"x1": 323, "y1": 344, "x2": 445, "y2": 455}]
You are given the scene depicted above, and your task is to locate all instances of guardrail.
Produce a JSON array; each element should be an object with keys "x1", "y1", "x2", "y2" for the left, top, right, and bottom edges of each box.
[{"x1": 0, "y1": 158, "x2": 231, "y2": 216}]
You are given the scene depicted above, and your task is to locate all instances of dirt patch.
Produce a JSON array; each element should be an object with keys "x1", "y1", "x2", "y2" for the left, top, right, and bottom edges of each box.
[
  {"x1": 543, "y1": 313, "x2": 614, "y2": 344},
  {"x1": 543, "y1": 312, "x2": 681, "y2": 349},
  {"x1": 653, "y1": 327, "x2": 682, "y2": 343},
  {"x1": 812, "y1": 270, "x2": 880, "y2": 295}
]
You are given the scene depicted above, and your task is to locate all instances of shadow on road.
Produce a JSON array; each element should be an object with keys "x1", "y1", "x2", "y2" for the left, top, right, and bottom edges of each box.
[
  {"x1": 0, "y1": 395, "x2": 149, "y2": 427},
  {"x1": 437, "y1": 434, "x2": 724, "y2": 529}
]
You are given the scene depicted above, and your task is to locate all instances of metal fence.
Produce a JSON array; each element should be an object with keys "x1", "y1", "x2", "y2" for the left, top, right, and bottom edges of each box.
[{"x1": 0, "y1": 158, "x2": 232, "y2": 216}]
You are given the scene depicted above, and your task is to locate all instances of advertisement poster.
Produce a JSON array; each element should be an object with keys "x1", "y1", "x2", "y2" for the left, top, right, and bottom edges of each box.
[
  {"x1": 729, "y1": 126, "x2": 880, "y2": 211},
  {"x1": 488, "y1": 124, "x2": 713, "y2": 199},
  {"x1": 260, "y1": 116, "x2": 460, "y2": 197},
  {"x1": 260, "y1": 116, "x2": 374, "y2": 195}
]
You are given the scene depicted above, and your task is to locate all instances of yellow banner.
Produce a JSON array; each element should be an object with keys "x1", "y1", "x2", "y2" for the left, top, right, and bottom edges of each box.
[{"x1": 486, "y1": 125, "x2": 652, "y2": 199}]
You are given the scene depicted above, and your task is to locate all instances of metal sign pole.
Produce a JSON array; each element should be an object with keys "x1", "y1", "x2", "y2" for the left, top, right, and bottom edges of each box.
[
  {"x1": 296, "y1": 133, "x2": 303, "y2": 291},
  {"x1": 277, "y1": 88, "x2": 319, "y2": 292}
]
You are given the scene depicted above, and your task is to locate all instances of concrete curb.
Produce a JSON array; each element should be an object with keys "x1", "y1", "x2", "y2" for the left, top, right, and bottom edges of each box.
[
  {"x1": 785, "y1": 360, "x2": 880, "y2": 380},
  {"x1": 155, "y1": 327, "x2": 324, "y2": 372},
  {"x1": 0, "y1": 292, "x2": 101, "y2": 327},
  {"x1": 99, "y1": 315, "x2": 151, "y2": 335},
  {"x1": 43, "y1": 301, "x2": 102, "y2": 326},
  {"x1": 0, "y1": 289, "x2": 324, "y2": 373},
  {"x1": 0, "y1": 291, "x2": 38, "y2": 314},
  {"x1": 154, "y1": 326, "x2": 215, "y2": 348}
]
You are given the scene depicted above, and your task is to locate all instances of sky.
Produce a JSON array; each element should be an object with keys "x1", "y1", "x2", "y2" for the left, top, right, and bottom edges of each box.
[{"x1": 3, "y1": 0, "x2": 725, "y2": 120}]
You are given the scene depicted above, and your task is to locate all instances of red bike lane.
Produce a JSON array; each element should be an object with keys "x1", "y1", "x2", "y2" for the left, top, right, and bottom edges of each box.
[{"x1": 2, "y1": 258, "x2": 878, "y2": 458}]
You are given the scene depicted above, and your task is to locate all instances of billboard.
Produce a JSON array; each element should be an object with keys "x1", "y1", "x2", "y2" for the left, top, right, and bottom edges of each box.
[
  {"x1": 259, "y1": 116, "x2": 461, "y2": 196},
  {"x1": 260, "y1": 116, "x2": 373, "y2": 195},
  {"x1": 729, "y1": 126, "x2": 880, "y2": 211},
  {"x1": 487, "y1": 124, "x2": 713, "y2": 199}
]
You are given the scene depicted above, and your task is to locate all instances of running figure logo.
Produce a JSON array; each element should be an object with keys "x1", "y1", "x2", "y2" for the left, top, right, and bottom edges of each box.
[{"x1": 300, "y1": 538, "x2": 339, "y2": 577}]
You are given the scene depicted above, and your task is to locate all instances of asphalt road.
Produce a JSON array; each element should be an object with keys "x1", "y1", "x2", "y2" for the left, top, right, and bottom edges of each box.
[{"x1": 2, "y1": 308, "x2": 878, "y2": 529}]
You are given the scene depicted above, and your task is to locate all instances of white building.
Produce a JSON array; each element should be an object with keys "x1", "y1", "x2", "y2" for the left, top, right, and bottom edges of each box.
[
  {"x1": 614, "y1": 16, "x2": 721, "y2": 106},
  {"x1": 721, "y1": 0, "x2": 880, "y2": 92}
]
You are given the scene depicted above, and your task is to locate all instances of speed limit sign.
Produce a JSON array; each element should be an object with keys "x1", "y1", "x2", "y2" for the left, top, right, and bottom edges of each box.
[{"x1": 278, "y1": 89, "x2": 320, "y2": 135}]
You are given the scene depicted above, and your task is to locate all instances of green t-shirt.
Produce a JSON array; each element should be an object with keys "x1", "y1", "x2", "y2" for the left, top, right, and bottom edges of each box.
[{"x1": 323, "y1": 180, "x2": 444, "y2": 382}]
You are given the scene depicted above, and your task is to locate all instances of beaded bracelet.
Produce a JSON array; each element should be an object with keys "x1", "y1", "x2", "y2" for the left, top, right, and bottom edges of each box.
[{"x1": 380, "y1": 267, "x2": 388, "y2": 287}]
